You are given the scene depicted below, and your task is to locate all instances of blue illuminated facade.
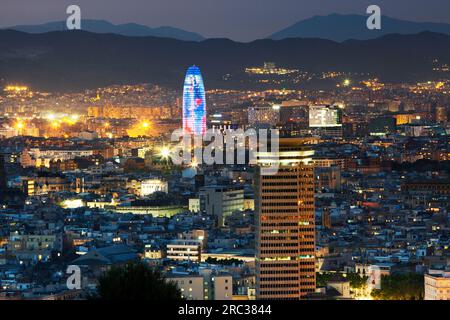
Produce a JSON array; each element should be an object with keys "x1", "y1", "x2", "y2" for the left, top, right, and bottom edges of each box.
[{"x1": 182, "y1": 65, "x2": 206, "y2": 135}]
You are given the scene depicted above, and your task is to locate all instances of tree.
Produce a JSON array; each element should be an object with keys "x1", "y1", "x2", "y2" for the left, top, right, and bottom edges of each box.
[
  {"x1": 346, "y1": 272, "x2": 369, "y2": 290},
  {"x1": 371, "y1": 274, "x2": 424, "y2": 300},
  {"x1": 316, "y1": 272, "x2": 335, "y2": 287},
  {"x1": 93, "y1": 263, "x2": 183, "y2": 300}
]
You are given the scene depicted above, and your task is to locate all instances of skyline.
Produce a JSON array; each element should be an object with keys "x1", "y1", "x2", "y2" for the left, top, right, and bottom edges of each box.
[
  {"x1": 0, "y1": 0, "x2": 449, "y2": 305},
  {"x1": 1, "y1": 0, "x2": 450, "y2": 41}
]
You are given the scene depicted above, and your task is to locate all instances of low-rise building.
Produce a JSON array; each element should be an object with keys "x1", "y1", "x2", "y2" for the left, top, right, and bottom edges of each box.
[
  {"x1": 167, "y1": 272, "x2": 233, "y2": 300},
  {"x1": 166, "y1": 239, "x2": 202, "y2": 262},
  {"x1": 425, "y1": 271, "x2": 450, "y2": 300}
]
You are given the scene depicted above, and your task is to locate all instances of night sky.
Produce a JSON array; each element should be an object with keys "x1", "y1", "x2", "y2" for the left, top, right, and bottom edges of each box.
[{"x1": 1, "y1": 0, "x2": 450, "y2": 41}]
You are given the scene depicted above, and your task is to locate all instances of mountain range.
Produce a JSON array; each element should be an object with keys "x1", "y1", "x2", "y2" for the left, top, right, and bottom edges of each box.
[
  {"x1": 6, "y1": 19, "x2": 205, "y2": 42},
  {"x1": 0, "y1": 30, "x2": 449, "y2": 92},
  {"x1": 270, "y1": 14, "x2": 450, "y2": 41},
  {"x1": 6, "y1": 15, "x2": 450, "y2": 43}
]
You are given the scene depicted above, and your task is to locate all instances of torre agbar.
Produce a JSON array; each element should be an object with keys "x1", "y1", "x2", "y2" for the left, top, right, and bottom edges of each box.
[
  {"x1": 182, "y1": 65, "x2": 207, "y2": 135},
  {"x1": 255, "y1": 138, "x2": 316, "y2": 300}
]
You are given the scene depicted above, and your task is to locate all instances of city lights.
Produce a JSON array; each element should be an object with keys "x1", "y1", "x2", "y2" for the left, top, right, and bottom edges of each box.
[
  {"x1": 4, "y1": 85, "x2": 28, "y2": 92},
  {"x1": 14, "y1": 120, "x2": 25, "y2": 130},
  {"x1": 60, "y1": 199, "x2": 84, "y2": 209},
  {"x1": 0, "y1": 2, "x2": 449, "y2": 305},
  {"x1": 46, "y1": 113, "x2": 56, "y2": 121},
  {"x1": 159, "y1": 146, "x2": 171, "y2": 159},
  {"x1": 51, "y1": 121, "x2": 60, "y2": 129},
  {"x1": 126, "y1": 120, "x2": 153, "y2": 137}
]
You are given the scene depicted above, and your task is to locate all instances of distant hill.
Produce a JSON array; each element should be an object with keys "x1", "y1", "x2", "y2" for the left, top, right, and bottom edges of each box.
[
  {"x1": 270, "y1": 14, "x2": 450, "y2": 41},
  {"x1": 0, "y1": 30, "x2": 449, "y2": 92},
  {"x1": 6, "y1": 19, "x2": 205, "y2": 42}
]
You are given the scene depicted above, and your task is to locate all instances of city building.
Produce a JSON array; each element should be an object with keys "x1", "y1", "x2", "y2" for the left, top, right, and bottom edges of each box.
[
  {"x1": 199, "y1": 186, "x2": 245, "y2": 227},
  {"x1": 368, "y1": 117, "x2": 397, "y2": 135},
  {"x1": 278, "y1": 100, "x2": 309, "y2": 124},
  {"x1": 309, "y1": 105, "x2": 343, "y2": 137},
  {"x1": 167, "y1": 271, "x2": 233, "y2": 300},
  {"x1": 315, "y1": 166, "x2": 341, "y2": 191},
  {"x1": 189, "y1": 198, "x2": 201, "y2": 213},
  {"x1": 322, "y1": 208, "x2": 332, "y2": 229},
  {"x1": 255, "y1": 138, "x2": 316, "y2": 300},
  {"x1": 167, "y1": 274, "x2": 204, "y2": 300},
  {"x1": 126, "y1": 178, "x2": 168, "y2": 196},
  {"x1": 166, "y1": 239, "x2": 202, "y2": 262},
  {"x1": 182, "y1": 65, "x2": 207, "y2": 135},
  {"x1": 309, "y1": 105, "x2": 343, "y2": 128},
  {"x1": 425, "y1": 271, "x2": 450, "y2": 300},
  {"x1": 248, "y1": 105, "x2": 280, "y2": 127},
  {"x1": 0, "y1": 154, "x2": 26, "y2": 209},
  {"x1": 144, "y1": 244, "x2": 164, "y2": 260},
  {"x1": 401, "y1": 180, "x2": 450, "y2": 195},
  {"x1": 7, "y1": 232, "x2": 61, "y2": 264},
  {"x1": 313, "y1": 158, "x2": 346, "y2": 170}
]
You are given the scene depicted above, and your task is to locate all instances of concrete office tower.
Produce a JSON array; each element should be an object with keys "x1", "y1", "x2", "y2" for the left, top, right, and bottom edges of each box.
[{"x1": 255, "y1": 138, "x2": 316, "y2": 300}]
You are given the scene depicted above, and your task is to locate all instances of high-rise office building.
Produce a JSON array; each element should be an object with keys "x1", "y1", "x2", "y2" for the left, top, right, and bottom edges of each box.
[
  {"x1": 255, "y1": 138, "x2": 316, "y2": 300},
  {"x1": 182, "y1": 65, "x2": 207, "y2": 135}
]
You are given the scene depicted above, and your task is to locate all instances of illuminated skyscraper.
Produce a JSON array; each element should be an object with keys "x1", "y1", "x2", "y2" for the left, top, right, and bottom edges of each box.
[
  {"x1": 183, "y1": 66, "x2": 206, "y2": 135},
  {"x1": 255, "y1": 138, "x2": 316, "y2": 300}
]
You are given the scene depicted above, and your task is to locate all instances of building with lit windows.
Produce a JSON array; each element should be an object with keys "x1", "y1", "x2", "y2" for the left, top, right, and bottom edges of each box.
[
  {"x1": 309, "y1": 105, "x2": 342, "y2": 128},
  {"x1": 166, "y1": 239, "x2": 202, "y2": 262},
  {"x1": 167, "y1": 272, "x2": 232, "y2": 300},
  {"x1": 126, "y1": 178, "x2": 168, "y2": 196},
  {"x1": 309, "y1": 105, "x2": 343, "y2": 137},
  {"x1": 248, "y1": 105, "x2": 280, "y2": 127},
  {"x1": 255, "y1": 138, "x2": 316, "y2": 300},
  {"x1": 182, "y1": 65, "x2": 206, "y2": 135},
  {"x1": 425, "y1": 271, "x2": 450, "y2": 300}
]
